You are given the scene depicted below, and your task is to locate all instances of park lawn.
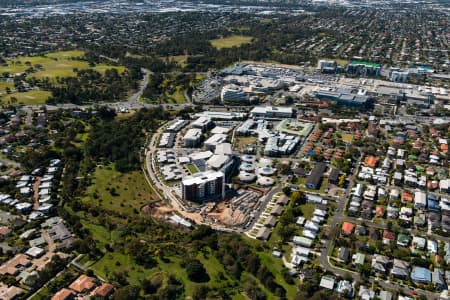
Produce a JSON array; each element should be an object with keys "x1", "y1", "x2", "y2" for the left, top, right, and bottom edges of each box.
[
  {"x1": 93, "y1": 64, "x2": 126, "y2": 74},
  {"x1": 341, "y1": 133, "x2": 354, "y2": 143},
  {"x1": 258, "y1": 252, "x2": 298, "y2": 299},
  {"x1": 1, "y1": 90, "x2": 51, "y2": 105},
  {"x1": 0, "y1": 81, "x2": 13, "y2": 95},
  {"x1": 152, "y1": 251, "x2": 235, "y2": 297},
  {"x1": 80, "y1": 221, "x2": 115, "y2": 250},
  {"x1": 46, "y1": 50, "x2": 85, "y2": 59},
  {"x1": 234, "y1": 136, "x2": 257, "y2": 148},
  {"x1": 186, "y1": 163, "x2": 199, "y2": 174},
  {"x1": 210, "y1": 35, "x2": 253, "y2": 49},
  {"x1": 82, "y1": 165, "x2": 158, "y2": 215},
  {"x1": 90, "y1": 252, "x2": 154, "y2": 285},
  {"x1": 1, "y1": 50, "x2": 127, "y2": 81}
]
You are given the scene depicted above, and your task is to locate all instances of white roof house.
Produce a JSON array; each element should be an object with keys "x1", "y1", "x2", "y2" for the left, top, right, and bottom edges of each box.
[
  {"x1": 414, "y1": 191, "x2": 427, "y2": 209},
  {"x1": 25, "y1": 246, "x2": 45, "y2": 258},
  {"x1": 304, "y1": 220, "x2": 320, "y2": 232},
  {"x1": 427, "y1": 240, "x2": 438, "y2": 254},
  {"x1": 302, "y1": 230, "x2": 317, "y2": 240},
  {"x1": 412, "y1": 236, "x2": 426, "y2": 250},
  {"x1": 319, "y1": 276, "x2": 335, "y2": 290}
]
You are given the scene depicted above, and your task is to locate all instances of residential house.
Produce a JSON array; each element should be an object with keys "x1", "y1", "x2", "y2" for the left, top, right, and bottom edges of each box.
[
  {"x1": 387, "y1": 206, "x2": 399, "y2": 219},
  {"x1": 391, "y1": 259, "x2": 410, "y2": 279},
  {"x1": 383, "y1": 230, "x2": 396, "y2": 245},
  {"x1": 411, "y1": 266, "x2": 432, "y2": 283},
  {"x1": 328, "y1": 168, "x2": 340, "y2": 185},
  {"x1": 51, "y1": 288, "x2": 75, "y2": 300},
  {"x1": 379, "y1": 290, "x2": 392, "y2": 300},
  {"x1": 412, "y1": 236, "x2": 426, "y2": 250},
  {"x1": 432, "y1": 268, "x2": 446, "y2": 291},
  {"x1": 0, "y1": 227, "x2": 11, "y2": 240},
  {"x1": 353, "y1": 252, "x2": 365, "y2": 267},
  {"x1": 319, "y1": 276, "x2": 335, "y2": 290},
  {"x1": 397, "y1": 233, "x2": 411, "y2": 247},
  {"x1": 93, "y1": 283, "x2": 115, "y2": 299},
  {"x1": 371, "y1": 254, "x2": 391, "y2": 274},
  {"x1": 342, "y1": 222, "x2": 355, "y2": 236},
  {"x1": 358, "y1": 285, "x2": 374, "y2": 300},
  {"x1": 428, "y1": 240, "x2": 438, "y2": 254},
  {"x1": 0, "y1": 254, "x2": 31, "y2": 276},
  {"x1": 336, "y1": 280, "x2": 353, "y2": 297},
  {"x1": 68, "y1": 274, "x2": 96, "y2": 293},
  {"x1": 414, "y1": 191, "x2": 427, "y2": 209},
  {"x1": 414, "y1": 214, "x2": 426, "y2": 227},
  {"x1": 338, "y1": 247, "x2": 350, "y2": 263}
]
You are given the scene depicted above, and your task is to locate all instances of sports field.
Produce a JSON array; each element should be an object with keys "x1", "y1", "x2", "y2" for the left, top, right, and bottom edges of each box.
[{"x1": 210, "y1": 35, "x2": 253, "y2": 49}]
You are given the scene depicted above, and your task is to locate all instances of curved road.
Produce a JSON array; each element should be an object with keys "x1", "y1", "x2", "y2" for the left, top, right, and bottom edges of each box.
[{"x1": 128, "y1": 68, "x2": 150, "y2": 106}]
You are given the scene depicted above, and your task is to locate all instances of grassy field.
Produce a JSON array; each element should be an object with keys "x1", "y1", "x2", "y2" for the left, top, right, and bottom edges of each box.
[
  {"x1": 185, "y1": 163, "x2": 199, "y2": 174},
  {"x1": 210, "y1": 35, "x2": 253, "y2": 49},
  {"x1": 82, "y1": 164, "x2": 158, "y2": 215},
  {"x1": 90, "y1": 251, "x2": 154, "y2": 285},
  {"x1": 1, "y1": 50, "x2": 126, "y2": 80},
  {"x1": 0, "y1": 81, "x2": 13, "y2": 96},
  {"x1": 341, "y1": 133, "x2": 354, "y2": 143},
  {"x1": 259, "y1": 252, "x2": 298, "y2": 299},
  {"x1": 300, "y1": 203, "x2": 315, "y2": 219},
  {"x1": 165, "y1": 86, "x2": 186, "y2": 104},
  {"x1": 234, "y1": 136, "x2": 257, "y2": 148},
  {"x1": 90, "y1": 248, "x2": 238, "y2": 297},
  {"x1": 0, "y1": 50, "x2": 126, "y2": 105},
  {"x1": 1, "y1": 90, "x2": 51, "y2": 105}
]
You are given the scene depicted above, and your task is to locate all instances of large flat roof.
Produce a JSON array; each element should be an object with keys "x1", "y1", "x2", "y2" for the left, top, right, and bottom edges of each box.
[
  {"x1": 349, "y1": 61, "x2": 381, "y2": 68},
  {"x1": 182, "y1": 170, "x2": 224, "y2": 185},
  {"x1": 251, "y1": 106, "x2": 293, "y2": 114}
]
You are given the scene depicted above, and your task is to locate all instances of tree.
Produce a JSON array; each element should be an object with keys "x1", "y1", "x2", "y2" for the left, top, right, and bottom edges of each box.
[
  {"x1": 290, "y1": 191, "x2": 304, "y2": 204},
  {"x1": 192, "y1": 285, "x2": 210, "y2": 300},
  {"x1": 282, "y1": 185, "x2": 291, "y2": 196},
  {"x1": 113, "y1": 285, "x2": 140, "y2": 300},
  {"x1": 185, "y1": 259, "x2": 209, "y2": 282},
  {"x1": 244, "y1": 278, "x2": 266, "y2": 300}
]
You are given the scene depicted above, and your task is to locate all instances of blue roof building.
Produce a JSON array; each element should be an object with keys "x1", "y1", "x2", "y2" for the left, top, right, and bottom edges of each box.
[
  {"x1": 428, "y1": 199, "x2": 440, "y2": 211},
  {"x1": 411, "y1": 266, "x2": 431, "y2": 283}
]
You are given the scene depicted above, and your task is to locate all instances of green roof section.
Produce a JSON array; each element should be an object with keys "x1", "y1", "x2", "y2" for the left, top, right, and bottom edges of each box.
[
  {"x1": 353, "y1": 252, "x2": 365, "y2": 265},
  {"x1": 349, "y1": 61, "x2": 381, "y2": 68}
]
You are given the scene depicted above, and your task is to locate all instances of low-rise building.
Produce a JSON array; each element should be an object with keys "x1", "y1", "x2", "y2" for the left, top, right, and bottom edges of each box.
[
  {"x1": 183, "y1": 128, "x2": 203, "y2": 147},
  {"x1": 250, "y1": 106, "x2": 293, "y2": 119}
]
